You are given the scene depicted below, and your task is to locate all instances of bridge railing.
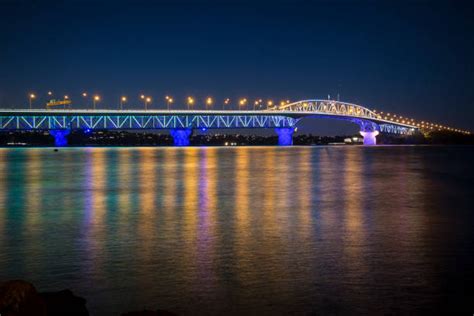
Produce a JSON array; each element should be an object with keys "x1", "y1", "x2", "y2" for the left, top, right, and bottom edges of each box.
[{"x1": 0, "y1": 114, "x2": 298, "y2": 130}]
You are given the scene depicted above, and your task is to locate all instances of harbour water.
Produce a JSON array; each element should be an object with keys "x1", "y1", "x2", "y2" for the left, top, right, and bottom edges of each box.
[{"x1": 1, "y1": 146, "x2": 473, "y2": 315}]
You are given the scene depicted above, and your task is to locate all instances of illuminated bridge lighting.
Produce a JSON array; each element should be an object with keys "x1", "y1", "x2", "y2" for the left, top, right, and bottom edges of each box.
[{"x1": 1, "y1": 98, "x2": 470, "y2": 147}]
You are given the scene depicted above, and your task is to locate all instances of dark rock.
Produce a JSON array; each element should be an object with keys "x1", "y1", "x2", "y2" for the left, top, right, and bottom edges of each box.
[
  {"x1": 0, "y1": 280, "x2": 47, "y2": 316},
  {"x1": 122, "y1": 309, "x2": 177, "y2": 316},
  {"x1": 39, "y1": 289, "x2": 88, "y2": 316}
]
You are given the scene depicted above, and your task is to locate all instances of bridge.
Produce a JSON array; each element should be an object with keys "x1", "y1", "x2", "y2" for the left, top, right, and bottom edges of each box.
[{"x1": 0, "y1": 100, "x2": 423, "y2": 146}]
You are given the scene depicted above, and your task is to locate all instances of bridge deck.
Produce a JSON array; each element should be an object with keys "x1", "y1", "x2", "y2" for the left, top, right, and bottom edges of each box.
[{"x1": 0, "y1": 109, "x2": 417, "y2": 129}]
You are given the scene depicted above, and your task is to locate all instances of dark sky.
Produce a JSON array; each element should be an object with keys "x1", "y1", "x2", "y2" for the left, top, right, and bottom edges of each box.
[{"x1": 1, "y1": 0, "x2": 473, "y2": 134}]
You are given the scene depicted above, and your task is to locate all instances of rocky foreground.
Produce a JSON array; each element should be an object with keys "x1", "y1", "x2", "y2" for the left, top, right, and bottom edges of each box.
[{"x1": 0, "y1": 280, "x2": 176, "y2": 316}]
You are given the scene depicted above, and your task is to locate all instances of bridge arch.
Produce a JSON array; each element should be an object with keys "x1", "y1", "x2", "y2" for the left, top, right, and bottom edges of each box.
[{"x1": 269, "y1": 100, "x2": 416, "y2": 145}]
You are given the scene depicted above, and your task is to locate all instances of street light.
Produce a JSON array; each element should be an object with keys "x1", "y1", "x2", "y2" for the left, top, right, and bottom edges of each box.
[
  {"x1": 29, "y1": 93, "x2": 36, "y2": 109},
  {"x1": 120, "y1": 96, "x2": 127, "y2": 110},
  {"x1": 82, "y1": 93, "x2": 88, "y2": 107},
  {"x1": 63, "y1": 95, "x2": 70, "y2": 109},
  {"x1": 48, "y1": 91, "x2": 53, "y2": 96},
  {"x1": 239, "y1": 98, "x2": 247, "y2": 110},
  {"x1": 223, "y1": 98, "x2": 230, "y2": 110},
  {"x1": 187, "y1": 96, "x2": 195, "y2": 110},
  {"x1": 267, "y1": 100, "x2": 273, "y2": 108},
  {"x1": 206, "y1": 97, "x2": 213, "y2": 109},
  {"x1": 165, "y1": 96, "x2": 173, "y2": 110},
  {"x1": 93, "y1": 95, "x2": 100, "y2": 109},
  {"x1": 145, "y1": 97, "x2": 151, "y2": 110},
  {"x1": 253, "y1": 99, "x2": 262, "y2": 110}
]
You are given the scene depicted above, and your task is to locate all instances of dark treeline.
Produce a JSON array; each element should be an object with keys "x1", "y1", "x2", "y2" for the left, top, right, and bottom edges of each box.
[{"x1": 0, "y1": 130, "x2": 473, "y2": 146}]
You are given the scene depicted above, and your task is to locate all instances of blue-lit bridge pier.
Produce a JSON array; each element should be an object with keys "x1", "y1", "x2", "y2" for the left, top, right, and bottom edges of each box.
[{"x1": 0, "y1": 100, "x2": 417, "y2": 146}]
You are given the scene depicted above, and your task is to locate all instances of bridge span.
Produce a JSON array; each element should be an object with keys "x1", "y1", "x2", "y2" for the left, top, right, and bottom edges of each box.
[{"x1": 0, "y1": 100, "x2": 417, "y2": 146}]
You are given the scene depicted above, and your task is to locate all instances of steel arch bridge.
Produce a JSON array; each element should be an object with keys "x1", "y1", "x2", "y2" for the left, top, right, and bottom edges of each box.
[{"x1": 0, "y1": 100, "x2": 417, "y2": 146}]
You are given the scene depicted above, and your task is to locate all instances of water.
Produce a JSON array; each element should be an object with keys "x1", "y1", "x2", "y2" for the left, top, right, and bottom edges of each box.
[{"x1": 1, "y1": 146, "x2": 473, "y2": 315}]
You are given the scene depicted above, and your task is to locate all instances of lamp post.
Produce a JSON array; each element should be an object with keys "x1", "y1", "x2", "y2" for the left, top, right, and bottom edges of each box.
[
  {"x1": 267, "y1": 100, "x2": 273, "y2": 109},
  {"x1": 145, "y1": 97, "x2": 151, "y2": 110},
  {"x1": 206, "y1": 97, "x2": 213, "y2": 110},
  {"x1": 223, "y1": 98, "x2": 230, "y2": 110},
  {"x1": 29, "y1": 93, "x2": 36, "y2": 109},
  {"x1": 82, "y1": 92, "x2": 88, "y2": 107},
  {"x1": 140, "y1": 94, "x2": 146, "y2": 108},
  {"x1": 187, "y1": 96, "x2": 194, "y2": 110},
  {"x1": 93, "y1": 95, "x2": 100, "y2": 109},
  {"x1": 165, "y1": 96, "x2": 173, "y2": 110},
  {"x1": 120, "y1": 96, "x2": 127, "y2": 110},
  {"x1": 239, "y1": 98, "x2": 247, "y2": 110},
  {"x1": 254, "y1": 100, "x2": 261, "y2": 111}
]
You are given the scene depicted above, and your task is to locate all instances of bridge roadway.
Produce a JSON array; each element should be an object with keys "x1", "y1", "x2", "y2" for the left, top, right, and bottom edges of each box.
[{"x1": 0, "y1": 100, "x2": 418, "y2": 146}]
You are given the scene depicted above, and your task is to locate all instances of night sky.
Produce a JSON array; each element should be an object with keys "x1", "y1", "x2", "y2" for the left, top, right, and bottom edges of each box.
[{"x1": 1, "y1": 0, "x2": 473, "y2": 134}]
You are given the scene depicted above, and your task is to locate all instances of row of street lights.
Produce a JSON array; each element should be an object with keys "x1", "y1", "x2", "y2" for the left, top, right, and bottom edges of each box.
[
  {"x1": 27, "y1": 92, "x2": 291, "y2": 110},
  {"x1": 375, "y1": 110, "x2": 470, "y2": 135}
]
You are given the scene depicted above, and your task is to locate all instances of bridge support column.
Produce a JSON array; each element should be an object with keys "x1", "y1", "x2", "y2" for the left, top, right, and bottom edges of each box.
[
  {"x1": 170, "y1": 128, "x2": 192, "y2": 146},
  {"x1": 50, "y1": 129, "x2": 70, "y2": 147},
  {"x1": 275, "y1": 127, "x2": 295, "y2": 146},
  {"x1": 360, "y1": 130, "x2": 379, "y2": 145}
]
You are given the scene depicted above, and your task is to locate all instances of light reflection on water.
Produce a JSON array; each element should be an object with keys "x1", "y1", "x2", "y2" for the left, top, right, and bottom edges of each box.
[{"x1": 1, "y1": 146, "x2": 474, "y2": 315}]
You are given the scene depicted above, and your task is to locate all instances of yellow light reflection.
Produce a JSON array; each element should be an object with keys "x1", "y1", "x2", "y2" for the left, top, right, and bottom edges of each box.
[
  {"x1": 139, "y1": 148, "x2": 156, "y2": 219},
  {"x1": 163, "y1": 148, "x2": 178, "y2": 219},
  {"x1": 297, "y1": 148, "x2": 313, "y2": 239},
  {"x1": 195, "y1": 147, "x2": 218, "y2": 294},
  {"x1": 138, "y1": 148, "x2": 157, "y2": 258},
  {"x1": 84, "y1": 148, "x2": 108, "y2": 275},
  {"x1": 90, "y1": 148, "x2": 107, "y2": 228},
  {"x1": 25, "y1": 149, "x2": 42, "y2": 229},
  {"x1": 235, "y1": 148, "x2": 249, "y2": 227},
  {"x1": 118, "y1": 148, "x2": 132, "y2": 222},
  {"x1": 343, "y1": 149, "x2": 364, "y2": 255},
  {"x1": 183, "y1": 148, "x2": 199, "y2": 265},
  {"x1": 234, "y1": 147, "x2": 254, "y2": 286}
]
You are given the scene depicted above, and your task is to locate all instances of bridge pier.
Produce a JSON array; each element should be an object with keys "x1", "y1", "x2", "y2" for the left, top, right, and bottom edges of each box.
[
  {"x1": 170, "y1": 128, "x2": 192, "y2": 146},
  {"x1": 275, "y1": 127, "x2": 295, "y2": 146},
  {"x1": 50, "y1": 129, "x2": 70, "y2": 147},
  {"x1": 355, "y1": 119, "x2": 380, "y2": 145},
  {"x1": 360, "y1": 130, "x2": 379, "y2": 145}
]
